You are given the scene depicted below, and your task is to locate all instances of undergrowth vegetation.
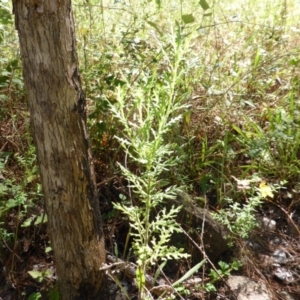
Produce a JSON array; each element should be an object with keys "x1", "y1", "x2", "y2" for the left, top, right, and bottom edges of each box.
[{"x1": 1, "y1": 0, "x2": 300, "y2": 298}]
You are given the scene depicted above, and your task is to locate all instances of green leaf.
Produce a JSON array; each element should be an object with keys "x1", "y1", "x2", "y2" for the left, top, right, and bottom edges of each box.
[
  {"x1": 146, "y1": 21, "x2": 163, "y2": 37},
  {"x1": 231, "y1": 260, "x2": 242, "y2": 270},
  {"x1": 28, "y1": 270, "x2": 43, "y2": 281},
  {"x1": 26, "y1": 174, "x2": 36, "y2": 183},
  {"x1": 218, "y1": 261, "x2": 229, "y2": 272},
  {"x1": 21, "y1": 216, "x2": 34, "y2": 228},
  {"x1": 6, "y1": 198, "x2": 19, "y2": 208},
  {"x1": 28, "y1": 292, "x2": 42, "y2": 300},
  {"x1": 0, "y1": 7, "x2": 13, "y2": 25},
  {"x1": 154, "y1": 260, "x2": 167, "y2": 281},
  {"x1": 199, "y1": 0, "x2": 210, "y2": 10},
  {"x1": 205, "y1": 283, "x2": 217, "y2": 292},
  {"x1": 45, "y1": 246, "x2": 52, "y2": 253},
  {"x1": 48, "y1": 284, "x2": 60, "y2": 300},
  {"x1": 0, "y1": 94, "x2": 8, "y2": 101},
  {"x1": 253, "y1": 48, "x2": 261, "y2": 69},
  {"x1": 12, "y1": 78, "x2": 23, "y2": 87},
  {"x1": 34, "y1": 214, "x2": 48, "y2": 225},
  {"x1": 289, "y1": 58, "x2": 300, "y2": 66},
  {"x1": 155, "y1": 0, "x2": 162, "y2": 8},
  {"x1": 0, "y1": 183, "x2": 8, "y2": 195},
  {"x1": 181, "y1": 14, "x2": 195, "y2": 24},
  {"x1": 173, "y1": 260, "x2": 206, "y2": 287},
  {"x1": 209, "y1": 269, "x2": 219, "y2": 280}
]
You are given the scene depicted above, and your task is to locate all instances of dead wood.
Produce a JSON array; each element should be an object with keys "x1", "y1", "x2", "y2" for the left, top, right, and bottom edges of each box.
[{"x1": 172, "y1": 192, "x2": 230, "y2": 261}]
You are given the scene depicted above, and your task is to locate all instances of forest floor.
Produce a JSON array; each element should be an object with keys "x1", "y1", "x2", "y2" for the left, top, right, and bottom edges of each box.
[{"x1": 1, "y1": 0, "x2": 300, "y2": 299}]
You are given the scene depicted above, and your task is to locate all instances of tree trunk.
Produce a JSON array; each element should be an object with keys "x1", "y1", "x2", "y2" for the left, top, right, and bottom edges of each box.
[{"x1": 12, "y1": 1, "x2": 107, "y2": 299}]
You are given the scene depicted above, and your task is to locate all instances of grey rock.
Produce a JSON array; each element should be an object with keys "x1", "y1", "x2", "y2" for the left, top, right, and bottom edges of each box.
[
  {"x1": 273, "y1": 267, "x2": 294, "y2": 284},
  {"x1": 227, "y1": 275, "x2": 272, "y2": 300},
  {"x1": 272, "y1": 250, "x2": 287, "y2": 264},
  {"x1": 262, "y1": 217, "x2": 276, "y2": 231}
]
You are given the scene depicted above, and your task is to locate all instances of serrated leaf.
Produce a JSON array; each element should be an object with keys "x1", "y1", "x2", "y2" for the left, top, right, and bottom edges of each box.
[
  {"x1": 182, "y1": 14, "x2": 195, "y2": 24},
  {"x1": 199, "y1": 0, "x2": 210, "y2": 10}
]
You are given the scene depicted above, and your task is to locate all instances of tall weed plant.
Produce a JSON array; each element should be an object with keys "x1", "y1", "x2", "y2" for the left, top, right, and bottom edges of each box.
[{"x1": 110, "y1": 29, "x2": 190, "y2": 299}]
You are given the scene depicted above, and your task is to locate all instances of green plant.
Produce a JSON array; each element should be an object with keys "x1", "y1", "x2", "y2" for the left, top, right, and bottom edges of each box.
[
  {"x1": 110, "y1": 27, "x2": 191, "y2": 299},
  {"x1": 0, "y1": 144, "x2": 42, "y2": 243},
  {"x1": 28, "y1": 284, "x2": 59, "y2": 300},
  {"x1": 230, "y1": 93, "x2": 300, "y2": 181},
  {"x1": 172, "y1": 260, "x2": 206, "y2": 296},
  {"x1": 1, "y1": 0, "x2": 300, "y2": 298},
  {"x1": 28, "y1": 274, "x2": 59, "y2": 300},
  {"x1": 28, "y1": 269, "x2": 51, "y2": 283},
  {"x1": 213, "y1": 177, "x2": 283, "y2": 242},
  {"x1": 28, "y1": 292, "x2": 42, "y2": 300},
  {"x1": 205, "y1": 260, "x2": 242, "y2": 292},
  {"x1": 0, "y1": 1, "x2": 22, "y2": 118},
  {"x1": 214, "y1": 194, "x2": 262, "y2": 240},
  {"x1": 0, "y1": 146, "x2": 40, "y2": 212},
  {"x1": 265, "y1": 98, "x2": 300, "y2": 178}
]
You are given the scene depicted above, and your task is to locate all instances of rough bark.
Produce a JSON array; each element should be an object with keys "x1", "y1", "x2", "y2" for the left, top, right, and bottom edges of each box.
[{"x1": 12, "y1": 1, "x2": 107, "y2": 299}]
